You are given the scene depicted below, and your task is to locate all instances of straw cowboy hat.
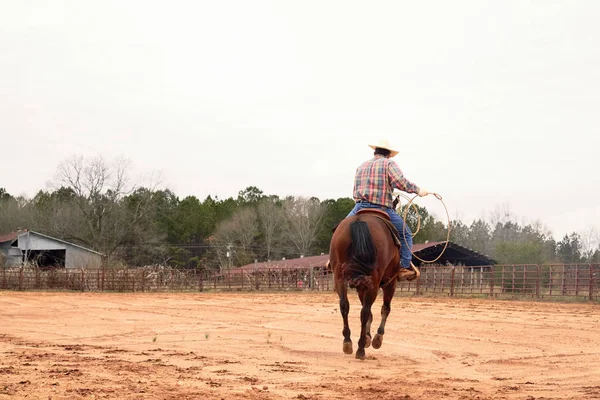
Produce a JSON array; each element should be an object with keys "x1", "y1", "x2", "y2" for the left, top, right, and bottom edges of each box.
[{"x1": 368, "y1": 139, "x2": 399, "y2": 157}]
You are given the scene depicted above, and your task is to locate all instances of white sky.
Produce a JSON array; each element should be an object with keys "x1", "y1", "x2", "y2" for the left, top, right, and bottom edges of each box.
[{"x1": 1, "y1": 1, "x2": 599, "y2": 240}]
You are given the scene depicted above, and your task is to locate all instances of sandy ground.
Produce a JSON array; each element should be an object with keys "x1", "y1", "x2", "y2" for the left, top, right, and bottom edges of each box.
[{"x1": 0, "y1": 292, "x2": 599, "y2": 400}]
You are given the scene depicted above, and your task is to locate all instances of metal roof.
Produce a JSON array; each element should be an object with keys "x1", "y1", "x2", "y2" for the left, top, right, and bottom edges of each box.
[
  {"x1": 0, "y1": 229, "x2": 103, "y2": 256},
  {"x1": 231, "y1": 240, "x2": 496, "y2": 272},
  {"x1": 410, "y1": 241, "x2": 497, "y2": 266},
  {"x1": 0, "y1": 229, "x2": 27, "y2": 244},
  {"x1": 231, "y1": 254, "x2": 329, "y2": 274}
]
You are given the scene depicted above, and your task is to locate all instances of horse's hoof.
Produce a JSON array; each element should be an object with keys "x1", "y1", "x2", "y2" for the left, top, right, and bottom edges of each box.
[
  {"x1": 364, "y1": 335, "x2": 372, "y2": 348},
  {"x1": 372, "y1": 334, "x2": 383, "y2": 349},
  {"x1": 343, "y1": 341, "x2": 353, "y2": 354},
  {"x1": 355, "y1": 348, "x2": 366, "y2": 360}
]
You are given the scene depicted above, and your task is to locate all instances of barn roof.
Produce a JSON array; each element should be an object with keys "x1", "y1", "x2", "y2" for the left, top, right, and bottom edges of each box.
[
  {"x1": 0, "y1": 229, "x2": 103, "y2": 256},
  {"x1": 0, "y1": 230, "x2": 24, "y2": 244},
  {"x1": 410, "y1": 241, "x2": 496, "y2": 266},
  {"x1": 231, "y1": 240, "x2": 495, "y2": 273}
]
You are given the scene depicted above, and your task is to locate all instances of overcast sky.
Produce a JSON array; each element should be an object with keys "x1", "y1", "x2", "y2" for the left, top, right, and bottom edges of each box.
[{"x1": 1, "y1": 1, "x2": 598, "y2": 240}]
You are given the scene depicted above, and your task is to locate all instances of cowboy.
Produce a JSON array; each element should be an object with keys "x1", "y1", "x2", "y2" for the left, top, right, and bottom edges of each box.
[{"x1": 328, "y1": 139, "x2": 430, "y2": 281}]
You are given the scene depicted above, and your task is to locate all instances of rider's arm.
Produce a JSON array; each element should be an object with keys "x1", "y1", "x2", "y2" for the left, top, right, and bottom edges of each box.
[{"x1": 387, "y1": 160, "x2": 419, "y2": 194}]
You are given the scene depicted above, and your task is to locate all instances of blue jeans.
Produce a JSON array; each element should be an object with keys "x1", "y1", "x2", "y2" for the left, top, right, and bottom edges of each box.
[{"x1": 347, "y1": 201, "x2": 413, "y2": 269}]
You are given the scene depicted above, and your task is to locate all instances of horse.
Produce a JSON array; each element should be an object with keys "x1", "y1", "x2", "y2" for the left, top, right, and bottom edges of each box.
[{"x1": 328, "y1": 208, "x2": 402, "y2": 360}]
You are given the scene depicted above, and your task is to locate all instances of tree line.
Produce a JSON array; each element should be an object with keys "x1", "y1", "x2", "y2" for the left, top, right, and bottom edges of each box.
[{"x1": 0, "y1": 156, "x2": 598, "y2": 269}]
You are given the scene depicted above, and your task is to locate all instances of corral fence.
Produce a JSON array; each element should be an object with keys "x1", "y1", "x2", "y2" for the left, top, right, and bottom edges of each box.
[{"x1": 1, "y1": 264, "x2": 599, "y2": 301}]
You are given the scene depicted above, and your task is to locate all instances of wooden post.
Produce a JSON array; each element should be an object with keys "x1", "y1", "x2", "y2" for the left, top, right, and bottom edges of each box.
[
  {"x1": 441, "y1": 268, "x2": 445, "y2": 295},
  {"x1": 490, "y1": 265, "x2": 494, "y2": 297},
  {"x1": 535, "y1": 265, "x2": 540, "y2": 298},
  {"x1": 575, "y1": 266, "x2": 580, "y2": 296},
  {"x1": 589, "y1": 264, "x2": 594, "y2": 301},
  {"x1": 561, "y1": 265, "x2": 566, "y2": 296},
  {"x1": 450, "y1": 267, "x2": 455, "y2": 297},
  {"x1": 549, "y1": 267, "x2": 553, "y2": 296}
]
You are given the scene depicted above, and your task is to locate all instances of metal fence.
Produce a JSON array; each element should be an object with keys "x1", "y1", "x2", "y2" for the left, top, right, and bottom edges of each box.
[
  {"x1": 1, "y1": 264, "x2": 598, "y2": 301},
  {"x1": 0, "y1": 267, "x2": 329, "y2": 293}
]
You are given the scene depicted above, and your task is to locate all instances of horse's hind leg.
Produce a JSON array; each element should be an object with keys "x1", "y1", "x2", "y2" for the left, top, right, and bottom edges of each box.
[
  {"x1": 356, "y1": 287, "x2": 377, "y2": 360},
  {"x1": 364, "y1": 309, "x2": 373, "y2": 348},
  {"x1": 372, "y1": 281, "x2": 396, "y2": 349},
  {"x1": 337, "y1": 282, "x2": 353, "y2": 354}
]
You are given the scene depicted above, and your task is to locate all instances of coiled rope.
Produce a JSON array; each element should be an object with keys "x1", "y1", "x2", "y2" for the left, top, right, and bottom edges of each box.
[{"x1": 394, "y1": 191, "x2": 451, "y2": 264}]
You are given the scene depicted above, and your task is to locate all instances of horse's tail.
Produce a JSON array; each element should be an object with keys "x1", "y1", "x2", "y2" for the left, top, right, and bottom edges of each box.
[{"x1": 344, "y1": 218, "x2": 377, "y2": 290}]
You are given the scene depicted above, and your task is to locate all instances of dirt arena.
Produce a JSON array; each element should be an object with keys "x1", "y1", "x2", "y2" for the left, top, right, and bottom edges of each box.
[{"x1": 1, "y1": 292, "x2": 599, "y2": 400}]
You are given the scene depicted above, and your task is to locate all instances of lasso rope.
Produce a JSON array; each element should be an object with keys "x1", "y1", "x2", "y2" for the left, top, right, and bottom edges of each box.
[
  {"x1": 395, "y1": 191, "x2": 451, "y2": 264},
  {"x1": 379, "y1": 191, "x2": 452, "y2": 289}
]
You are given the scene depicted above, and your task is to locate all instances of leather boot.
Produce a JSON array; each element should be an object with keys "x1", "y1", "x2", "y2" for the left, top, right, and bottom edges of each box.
[{"x1": 396, "y1": 262, "x2": 420, "y2": 281}]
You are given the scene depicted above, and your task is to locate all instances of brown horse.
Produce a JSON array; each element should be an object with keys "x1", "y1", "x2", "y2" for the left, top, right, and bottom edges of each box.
[{"x1": 328, "y1": 209, "x2": 401, "y2": 360}]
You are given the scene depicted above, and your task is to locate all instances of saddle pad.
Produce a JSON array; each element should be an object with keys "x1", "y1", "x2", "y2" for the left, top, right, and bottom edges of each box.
[
  {"x1": 331, "y1": 213, "x2": 402, "y2": 248},
  {"x1": 356, "y1": 208, "x2": 390, "y2": 221}
]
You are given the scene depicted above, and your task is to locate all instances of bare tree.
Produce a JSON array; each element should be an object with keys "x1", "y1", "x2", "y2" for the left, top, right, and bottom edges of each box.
[
  {"x1": 489, "y1": 202, "x2": 515, "y2": 227},
  {"x1": 283, "y1": 196, "x2": 325, "y2": 257},
  {"x1": 581, "y1": 226, "x2": 600, "y2": 260},
  {"x1": 50, "y1": 155, "x2": 162, "y2": 259},
  {"x1": 213, "y1": 207, "x2": 259, "y2": 269},
  {"x1": 257, "y1": 198, "x2": 285, "y2": 260}
]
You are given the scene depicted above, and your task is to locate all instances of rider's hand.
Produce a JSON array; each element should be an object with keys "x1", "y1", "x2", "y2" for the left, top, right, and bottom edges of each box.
[{"x1": 418, "y1": 188, "x2": 429, "y2": 197}]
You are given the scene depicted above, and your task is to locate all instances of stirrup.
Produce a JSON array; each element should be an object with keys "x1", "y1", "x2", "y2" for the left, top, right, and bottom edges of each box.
[
  {"x1": 408, "y1": 262, "x2": 420, "y2": 281},
  {"x1": 396, "y1": 262, "x2": 420, "y2": 282}
]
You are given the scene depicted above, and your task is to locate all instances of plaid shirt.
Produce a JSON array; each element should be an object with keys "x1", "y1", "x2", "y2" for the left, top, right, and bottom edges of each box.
[{"x1": 352, "y1": 155, "x2": 419, "y2": 208}]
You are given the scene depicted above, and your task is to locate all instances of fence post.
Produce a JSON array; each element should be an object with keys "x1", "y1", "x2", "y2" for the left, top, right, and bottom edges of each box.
[
  {"x1": 1, "y1": 268, "x2": 5, "y2": 289},
  {"x1": 549, "y1": 267, "x2": 553, "y2": 296},
  {"x1": 490, "y1": 265, "x2": 495, "y2": 297},
  {"x1": 575, "y1": 266, "x2": 580, "y2": 296},
  {"x1": 561, "y1": 265, "x2": 566, "y2": 296},
  {"x1": 81, "y1": 269, "x2": 85, "y2": 292},
  {"x1": 535, "y1": 265, "x2": 540, "y2": 298},
  {"x1": 589, "y1": 264, "x2": 594, "y2": 301},
  {"x1": 450, "y1": 267, "x2": 455, "y2": 296}
]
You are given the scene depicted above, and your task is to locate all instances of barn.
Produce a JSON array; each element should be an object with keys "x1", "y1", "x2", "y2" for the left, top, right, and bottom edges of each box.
[
  {"x1": 410, "y1": 241, "x2": 496, "y2": 267},
  {"x1": 0, "y1": 229, "x2": 103, "y2": 269}
]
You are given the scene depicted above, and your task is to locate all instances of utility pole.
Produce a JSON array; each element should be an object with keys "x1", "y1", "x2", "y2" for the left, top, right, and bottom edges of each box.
[{"x1": 226, "y1": 243, "x2": 232, "y2": 270}]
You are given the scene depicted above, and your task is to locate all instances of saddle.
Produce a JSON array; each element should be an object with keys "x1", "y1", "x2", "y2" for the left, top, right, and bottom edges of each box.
[{"x1": 331, "y1": 209, "x2": 403, "y2": 248}]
